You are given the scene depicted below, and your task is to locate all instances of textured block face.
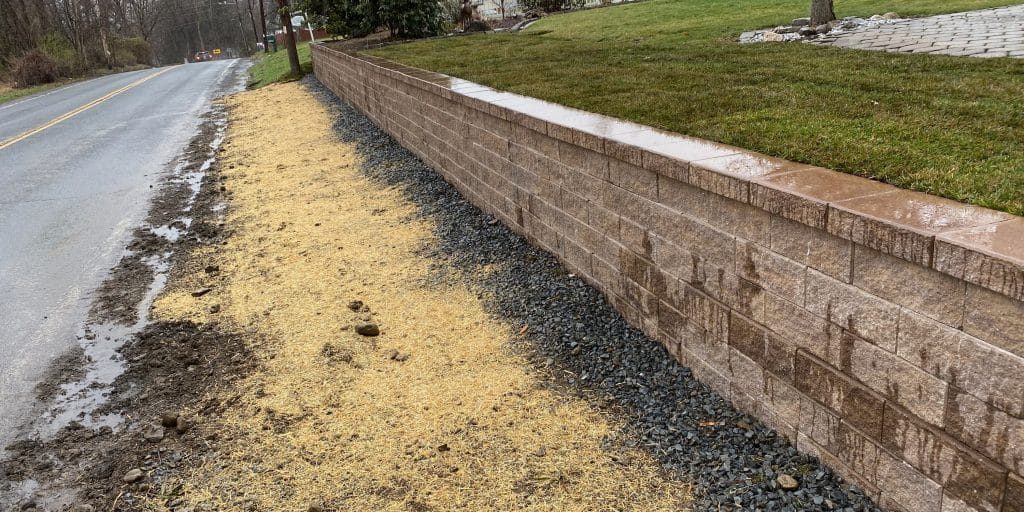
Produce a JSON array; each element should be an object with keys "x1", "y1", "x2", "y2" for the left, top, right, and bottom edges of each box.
[
  {"x1": 770, "y1": 216, "x2": 852, "y2": 282},
  {"x1": 945, "y1": 391, "x2": 1024, "y2": 475},
  {"x1": 764, "y1": 294, "x2": 842, "y2": 364},
  {"x1": 609, "y1": 159, "x2": 658, "y2": 200},
  {"x1": 729, "y1": 312, "x2": 766, "y2": 365},
  {"x1": 793, "y1": 351, "x2": 885, "y2": 439},
  {"x1": 875, "y1": 453, "x2": 943, "y2": 512},
  {"x1": 935, "y1": 219, "x2": 1024, "y2": 303},
  {"x1": 843, "y1": 334, "x2": 949, "y2": 427},
  {"x1": 652, "y1": 203, "x2": 735, "y2": 271},
  {"x1": 955, "y1": 336, "x2": 1024, "y2": 417},
  {"x1": 882, "y1": 405, "x2": 1006, "y2": 512},
  {"x1": 736, "y1": 240, "x2": 806, "y2": 301},
  {"x1": 1004, "y1": 474, "x2": 1024, "y2": 512},
  {"x1": 964, "y1": 284, "x2": 1024, "y2": 358},
  {"x1": 853, "y1": 247, "x2": 966, "y2": 328},
  {"x1": 896, "y1": 309, "x2": 961, "y2": 381},
  {"x1": 798, "y1": 397, "x2": 887, "y2": 482},
  {"x1": 805, "y1": 269, "x2": 899, "y2": 351},
  {"x1": 314, "y1": 49, "x2": 1024, "y2": 512}
]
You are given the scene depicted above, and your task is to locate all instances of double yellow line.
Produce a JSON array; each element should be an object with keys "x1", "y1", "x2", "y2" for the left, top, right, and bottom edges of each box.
[{"x1": 0, "y1": 66, "x2": 176, "y2": 151}]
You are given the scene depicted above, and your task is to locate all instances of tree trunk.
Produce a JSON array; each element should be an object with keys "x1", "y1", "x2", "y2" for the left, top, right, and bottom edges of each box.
[
  {"x1": 277, "y1": 0, "x2": 300, "y2": 76},
  {"x1": 810, "y1": 0, "x2": 835, "y2": 25},
  {"x1": 259, "y1": 0, "x2": 269, "y2": 52}
]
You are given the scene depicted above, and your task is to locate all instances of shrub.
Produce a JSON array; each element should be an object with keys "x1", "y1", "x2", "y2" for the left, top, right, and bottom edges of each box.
[
  {"x1": 441, "y1": 0, "x2": 463, "y2": 30},
  {"x1": 301, "y1": 0, "x2": 446, "y2": 38},
  {"x1": 111, "y1": 37, "x2": 151, "y2": 66},
  {"x1": 11, "y1": 49, "x2": 58, "y2": 88},
  {"x1": 379, "y1": 0, "x2": 447, "y2": 37},
  {"x1": 519, "y1": 0, "x2": 584, "y2": 13},
  {"x1": 302, "y1": 0, "x2": 378, "y2": 38},
  {"x1": 113, "y1": 48, "x2": 136, "y2": 67},
  {"x1": 39, "y1": 33, "x2": 81, "y2": 76}
]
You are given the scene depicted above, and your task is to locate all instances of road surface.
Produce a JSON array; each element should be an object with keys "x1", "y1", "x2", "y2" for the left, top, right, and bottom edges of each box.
[{"x1": 0, "y1": 60, "x2": 247, "y2": 453}]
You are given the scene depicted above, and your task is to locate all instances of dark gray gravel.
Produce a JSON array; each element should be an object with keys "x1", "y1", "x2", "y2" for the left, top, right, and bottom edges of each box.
[{"x1": 302, "y1": 75, "x2": 882, "y2": 512}]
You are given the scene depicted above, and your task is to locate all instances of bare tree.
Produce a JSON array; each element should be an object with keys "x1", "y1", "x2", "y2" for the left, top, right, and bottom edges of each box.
[
  {"x1": 2, "y1": 0, "x2": 258, "y2": 76},
  {"x1": 125, "y1": 0, "x2": 170, "y2": 40}
]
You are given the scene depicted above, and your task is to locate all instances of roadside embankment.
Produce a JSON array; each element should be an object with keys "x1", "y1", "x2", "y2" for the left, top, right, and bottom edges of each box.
[{"x1": 144, "y1": 80, "x2": 693, "y2": 511}]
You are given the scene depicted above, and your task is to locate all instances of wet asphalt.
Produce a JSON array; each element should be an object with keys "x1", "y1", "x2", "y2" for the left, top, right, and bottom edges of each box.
[{"x1": 0, "y1": 60, "x2": 247, "y2": 453}]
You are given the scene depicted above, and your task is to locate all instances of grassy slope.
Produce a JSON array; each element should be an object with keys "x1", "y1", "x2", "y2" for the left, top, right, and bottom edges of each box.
[
  {"x1": 372, "y1": 0, "x2": 1024, "y2": 215},
  {"x1": 247, "y1": 41, "x2": 313, "y2": 88}
]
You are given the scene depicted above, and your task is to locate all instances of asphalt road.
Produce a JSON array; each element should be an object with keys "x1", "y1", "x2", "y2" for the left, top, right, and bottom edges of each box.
[{"x1": 0, "y1": 60, "x2": 247, "y2": 452}]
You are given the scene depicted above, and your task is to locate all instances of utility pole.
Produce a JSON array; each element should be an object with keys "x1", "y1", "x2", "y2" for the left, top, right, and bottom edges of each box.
[{"x1": 276, "y1": 0, "x2": 300, "y2": 75}]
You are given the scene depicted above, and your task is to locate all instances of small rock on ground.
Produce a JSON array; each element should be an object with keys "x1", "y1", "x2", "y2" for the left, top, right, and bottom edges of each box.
[
  {"x1": 191, "y1": 287, "x2": 212, "y2": 297},
  {"x1": 355, "y1": 321, "x2": 380, "y2": 336},
  {"x1": 777, "y1": 473, "x2": 800, "y2": 491},
  {"x1": 143, "y1": 425, "x2": 164, "y2": 443},
  {"x1": 123, "y1": 468, "x2": 144, "y2": 483}
]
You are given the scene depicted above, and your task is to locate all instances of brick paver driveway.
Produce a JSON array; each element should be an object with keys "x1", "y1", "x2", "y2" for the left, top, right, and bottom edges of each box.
[{"x1": 814, "y1": 5, "x2": 1024, "y2": 58}]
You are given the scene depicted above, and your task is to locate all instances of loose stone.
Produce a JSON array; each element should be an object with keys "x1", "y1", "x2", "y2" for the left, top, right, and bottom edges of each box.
[
  {"x1": 143, "y1": 425, "x2": 164, "y2": 443},
  {"x1": 175, "y1": 416, "x2": 191, "y2": 434},
  {"x1": 191, "y1": 287, "x2": 212, "y2": 297},
  {"x1": 123, "y1": 468, "x2": 144, "y2": 483},
  {"x1": 777, "y1": 473, "x2": 799, "y2": 491},
  {"x1": 355, "y1": 322, "x2": 380, "y2": 336}
]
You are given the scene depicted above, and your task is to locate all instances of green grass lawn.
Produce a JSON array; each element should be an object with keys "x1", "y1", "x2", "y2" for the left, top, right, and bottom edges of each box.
[
  {"x1": 248, "y1": 41, "x2": 313, "y2": 88},
  {"x1": 370, "y1": 0, "x2": 1024, "y2": 215}
]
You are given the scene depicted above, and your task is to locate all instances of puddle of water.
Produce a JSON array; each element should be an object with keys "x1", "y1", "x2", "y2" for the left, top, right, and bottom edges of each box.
[
  {"x1": 151, "y1": 217, "x2": 193, "y2": 242},
  {"x1": 39, "y1": 255, "x2": 169, "y2": 435}
]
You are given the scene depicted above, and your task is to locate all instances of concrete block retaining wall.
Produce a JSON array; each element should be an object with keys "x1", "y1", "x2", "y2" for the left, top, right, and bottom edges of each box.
[{"x1": 311, "y1": 43, "x2": 1024, "y2": 512}]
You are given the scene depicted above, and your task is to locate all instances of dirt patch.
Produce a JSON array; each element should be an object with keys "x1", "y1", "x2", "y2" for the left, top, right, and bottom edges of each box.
[
  {"x1": 32, "y1": 347, "x2": 88, "y2": 404},
  {"x1": 0, "y1": 105, "x2": 259, "y2": 511},
  {"x1": 137, "y1": 81, "x2": 693, "y2": 511}
]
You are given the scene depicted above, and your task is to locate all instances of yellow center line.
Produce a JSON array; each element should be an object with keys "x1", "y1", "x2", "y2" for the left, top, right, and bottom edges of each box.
[{"x1": 0, "y1": 66, "x2": 177, "y2": 151}]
